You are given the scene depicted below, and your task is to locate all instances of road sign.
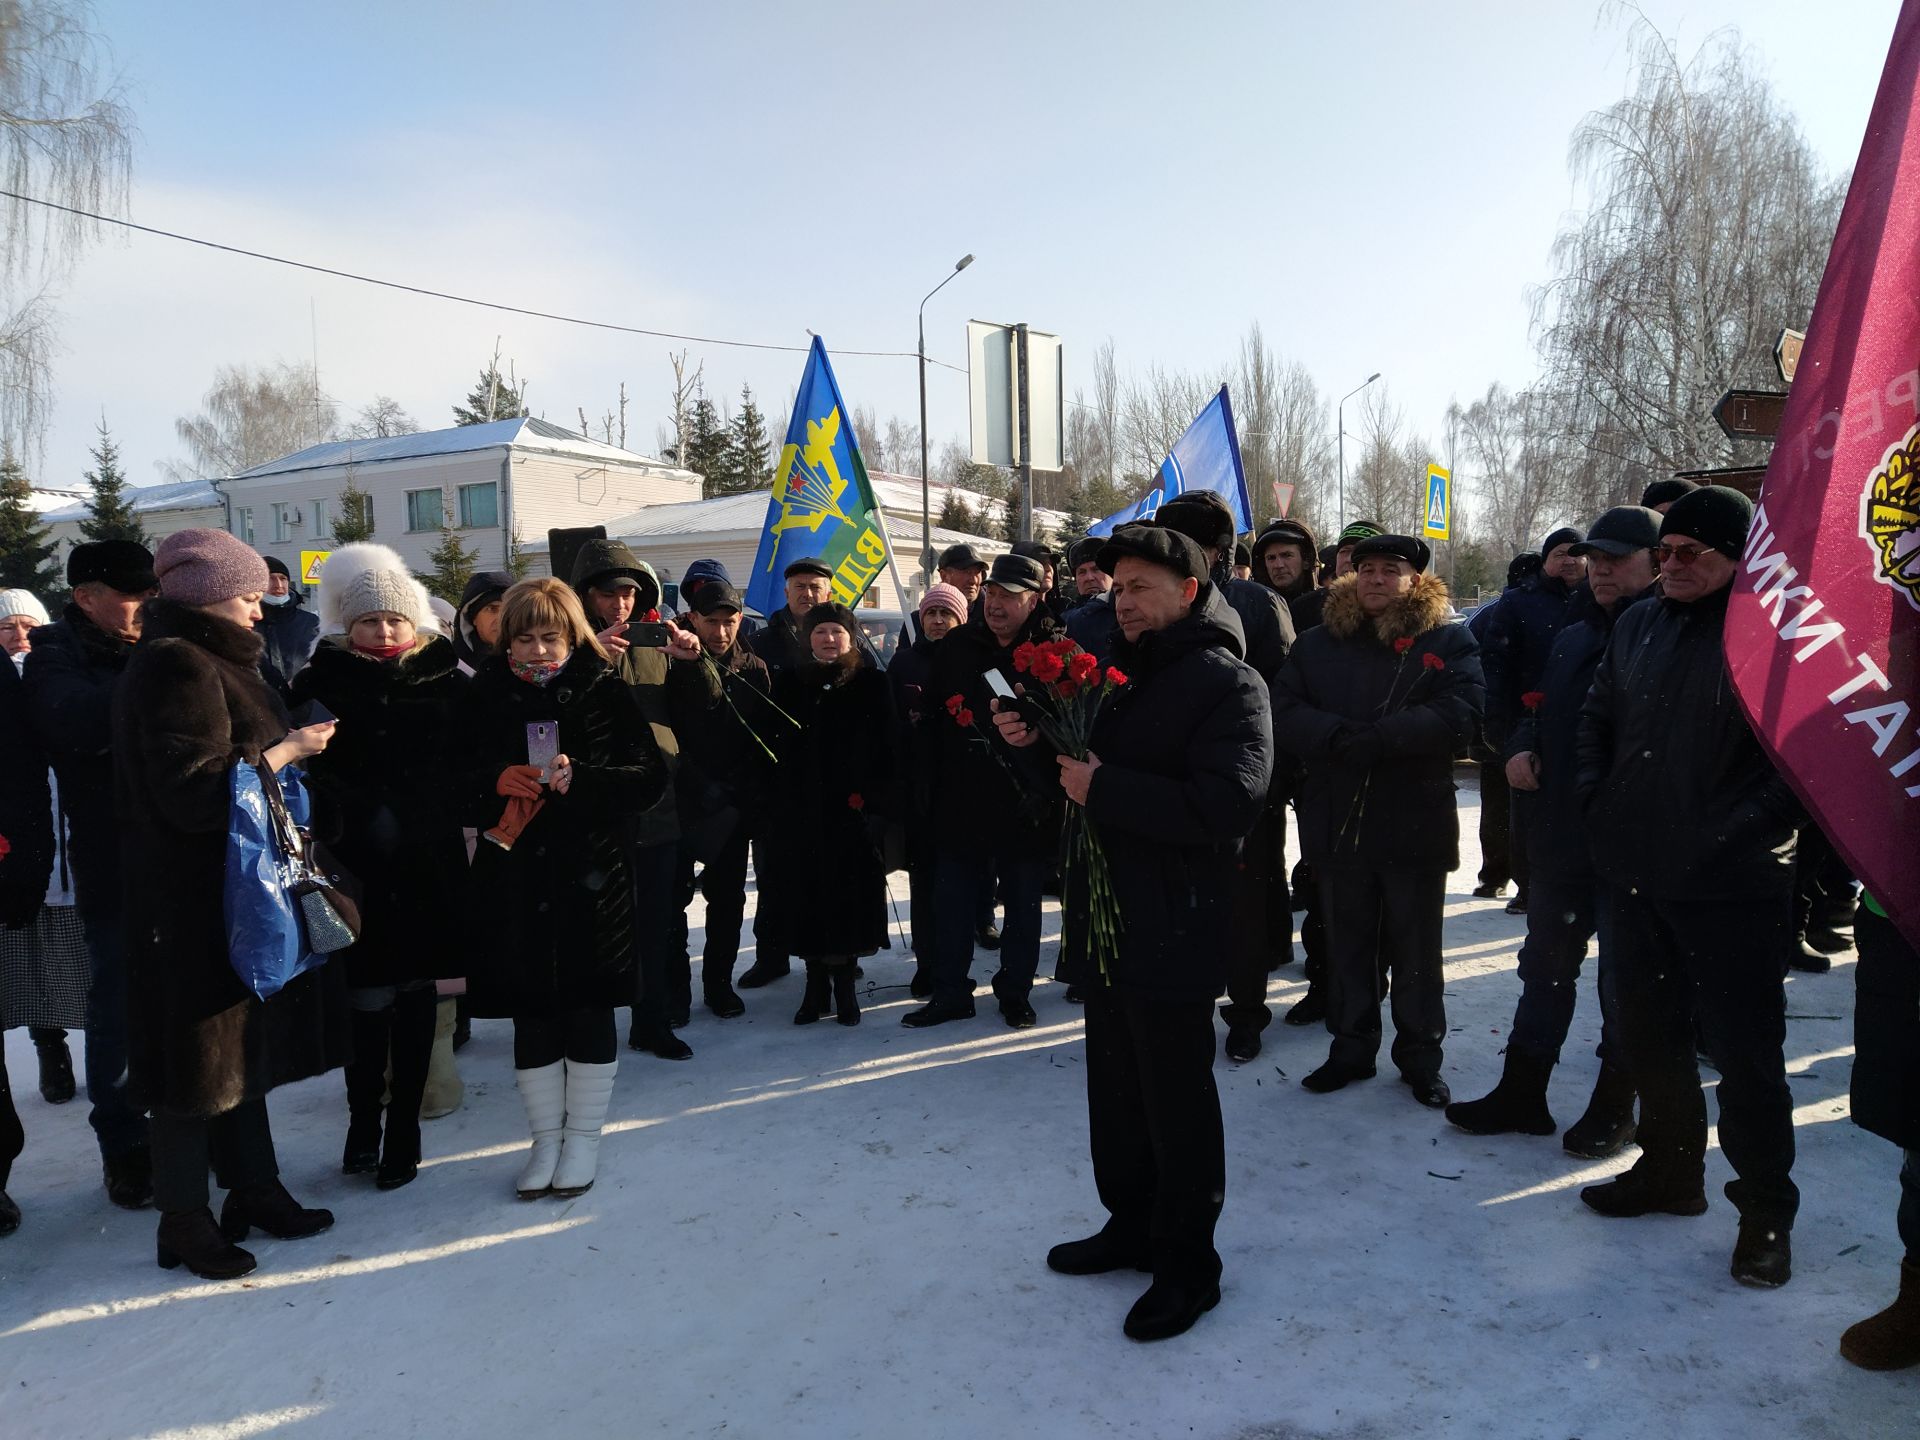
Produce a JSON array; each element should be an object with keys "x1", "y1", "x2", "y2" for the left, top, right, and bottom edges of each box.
[
  {"x1": 1422, "y1": 464, "x2": 1451, "y2": 541},
  {"x1": 298, "y1": 549, "x2": 331, "y2": 586},
  {"x1": 1774, "y1": 328, "x2": 1805, "y2": 385},
  {"x1": 1271, "y1": 480, "x2": 1295, "y2": 519},
  {"x1": 1713, "y1": 388, "x2": 1790, "y2": 442},
  {"x1": 966, "y1": 320, "x2": 1063, "y2": 470}
]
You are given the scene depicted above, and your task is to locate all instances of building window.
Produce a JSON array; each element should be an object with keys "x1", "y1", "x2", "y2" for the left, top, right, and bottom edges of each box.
[
  {"x1": 311, "y1": 497, "x2": 329, "y2": 540},
  {"x1": 236, "y1": 507, "x2": 255, "y2": 544},
  {"x1": 272, "y1": 502, "x2": 292, "y2": 543},
  {"x1": 457, "y1": 481, "x2": 499, "y2": 529},
  {"x1": 405, "y1": 488, "x2": 444, "y2": 532}
]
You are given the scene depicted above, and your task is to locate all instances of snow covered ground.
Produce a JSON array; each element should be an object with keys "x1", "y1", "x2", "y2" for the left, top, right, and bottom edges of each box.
[{"x1": 0, "y1": 781, "x2": 1911, "y2": 1439}]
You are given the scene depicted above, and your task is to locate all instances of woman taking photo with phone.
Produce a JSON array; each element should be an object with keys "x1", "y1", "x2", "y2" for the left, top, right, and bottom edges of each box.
[
  {"x1": 113, "y1": 528, "x2": 348, "y2": 1280},
  {"x1": 461, "y1": 578, "x2": 664, "y2": 1199},
  {"x1": 288, "y1": 543, "x2": 469, "y2": 1192}
]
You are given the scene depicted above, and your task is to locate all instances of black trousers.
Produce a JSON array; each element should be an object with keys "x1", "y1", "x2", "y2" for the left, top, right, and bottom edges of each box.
[
  {"x1": 1792, "y1": 821, "x2": 1858, "y2": 939},
  {"x1": 1320, "y1": 866, "x2": 1447, "y2": 1079},
  {"x1": 679, "y1": 820, "x2": 751, "y2": 990},
  {"x1": 1607, "y1": 887, "x2": 1799, "y2": 1227},
  {"x1": 512, "y1": 1007, "x2": 617, "y2": 1068},
  {"x1": 1476, "y1": 753, "x2": 1512, "y2": 889},
  {"x1": 1507, "y1": 871, "x2": 1623, "y2": 1066},
  {"x1": 630, "y1": 841, "x2": 689, "y2": 1027},
  {"x1": 150, "y1": 1096, "x2": 278, "y2": 1214},
  {"x1": 1221, "y1": 809, "x2": 1276, "y2": 1032},
  {"x1": 749, "y1": 834, "x2": 789, "y2": 973},
  {"x1": 1084, "y1": 987, "x2": 1224, "y2": 1284}
]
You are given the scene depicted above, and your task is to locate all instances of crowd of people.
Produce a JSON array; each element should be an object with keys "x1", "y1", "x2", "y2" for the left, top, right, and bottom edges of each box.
[{"x1": 0, "y1": 475, "x2": 1913, "y2": 1362}]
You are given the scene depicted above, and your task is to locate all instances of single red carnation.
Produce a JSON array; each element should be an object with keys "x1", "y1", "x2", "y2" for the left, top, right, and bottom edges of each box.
[
  {"x1": 1422, "y1": 652, "x2": 1446, "y2": 671},
  {"x1": 1012, "y1": 641, "x2": 1037, "y2": 673},
  {"x1": 956, "y1": 708, "x2": 975, "y2": 727},
  {"x1": 0, "y1": 833, "x2": 10, "y2": 861},
  {"x1": 944, "y1": 693, "x2": 965, "y2": 714},
  {"x1": 847, "y1": 793, "x2": 864, "y2": 811},
  {"x1": 1105, "y1": 666, "x2": 1129, "y2": 687},
  {"x1": 1393, "y1": 636, "x2": 1415, "y2": 654},
  {"x1": 1030, "y1": 650, "x2": 1066, "y2": 683},
  {"x1": 1068, "y1": 652, "x2": 1100, "y2": 685},
  {"x1": 1521, "y1": 690, "x2": 1546, "y2": 711},
  {"x1": 643, "y1": 609, "x2": 662, "y2": 623}
]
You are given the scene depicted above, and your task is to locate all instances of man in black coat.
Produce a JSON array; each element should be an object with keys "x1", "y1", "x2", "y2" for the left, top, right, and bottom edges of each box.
[
  {"x1": 254, "y1": 556, "x2": 320, "y2": 684},
  {"x1": 1152, "y1": 493, "x2": 1296, "y2": 1061},
  {"x1": 1482, "y1": 526, "x2": 1587, "y2": 915},
  {"x1": 1251, "y1": 517, "x2": 1322, "y2": 633},
  {"x1": 993, "y1": 523, "x2": 1270, "y2": 1342},
  {"x1": 905, "y1": 554, "x2": 1063, "y2": 1029},
  {"x1": 21, "y1": 540, "x2": 158, "y2": 1206},
  {"x1": 1465, "y1": 552, "x2": 1543, "y2": 902},
  {"x1": 1446, "y1": 507, "x2": 1662, "y2": 1155},
  {"x1": 1841, "y1": 898, "x2": 1920, "y2": 1369},
  {"x1": 1574, "y1": 486, "x2": 1801, "y2": 1289},
  {"x1": 1271, "y1": 534, "x2": 1484, "y2": 1107},
  {"x1": 666, "y1": 581, "x2": 777, "y2": 1019}
]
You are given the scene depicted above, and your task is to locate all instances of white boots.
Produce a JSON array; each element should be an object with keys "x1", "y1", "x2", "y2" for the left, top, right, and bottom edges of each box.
[
  {"x1": 420, "y1": 997, "x2": 464, "y2": 1120},
  {"x1": 513, "y1": 1062, "x2": 566, "y2": 1198},
  {"x1": 550, "y1": 1060, "x2": 618, "y2": 1198},
  {"x1": 514, "y1": 1058, "x2": 618, "y2": 1199}
]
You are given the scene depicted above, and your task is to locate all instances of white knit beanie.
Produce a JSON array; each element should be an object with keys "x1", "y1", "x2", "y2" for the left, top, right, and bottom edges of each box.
[
  {"x1": 0, "y1": 588, "x2": 50, "y2": 626},
  {"x1": 317, "y1": 542, "x2": 434, "y2": 634}
]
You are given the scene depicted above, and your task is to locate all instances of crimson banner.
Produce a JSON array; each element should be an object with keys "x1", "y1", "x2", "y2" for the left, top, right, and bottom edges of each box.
[{"x1": 1726, "y1": 0, "x2": 1920, "y2": 948}]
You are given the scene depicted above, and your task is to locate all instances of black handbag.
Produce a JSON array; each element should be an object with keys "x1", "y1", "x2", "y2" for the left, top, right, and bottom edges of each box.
[{"x1": 258, "y1": 762, "x2": 364, "y2": 954}]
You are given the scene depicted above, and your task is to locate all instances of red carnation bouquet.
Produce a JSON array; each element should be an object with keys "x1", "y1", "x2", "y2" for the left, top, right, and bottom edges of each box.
[{"x1": 1011, "y1": 637, "x2": 1132, "y2": 979}]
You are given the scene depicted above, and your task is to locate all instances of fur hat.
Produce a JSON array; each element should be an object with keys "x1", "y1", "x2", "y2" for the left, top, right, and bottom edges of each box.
[
  {"x1": 154, "y1": 529, "x2": 269, "y2": 607},
  {"x1": 317, "y1": 542, "x2": 435, "y2": 635}
]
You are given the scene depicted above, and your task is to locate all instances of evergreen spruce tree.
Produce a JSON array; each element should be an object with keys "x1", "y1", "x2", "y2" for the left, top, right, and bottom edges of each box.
[
  {"x1": 453, "y1": 362, "x2": 530, "y2": 426},
  {"x1": 937, "y1": 490, "x2": 978, "y2": 534},
  {"x1": 332, "y1": 471, "x2": 377, "y2": 543},
  {"x1": 79, "y1": 421, "x2": 149, "y2": 546},
  {"x1": 1058, "y1": 485, "x2": 1096, "y2": 546},
  {"x1": 725, "y1": 385, "x2": 774, "y2": 495},
  {"x1": 422, "y1": 509, "x2": 481, "y2": 603},
  {"x1": 998, "y1": 476, "x2": 1026, "y2": 545},
  {"x1": 686, "y1": 390, "x2": 734, "y2": 498},
  {"x1": 0, "y1": 446, "x2": 61, "y2": 595}
]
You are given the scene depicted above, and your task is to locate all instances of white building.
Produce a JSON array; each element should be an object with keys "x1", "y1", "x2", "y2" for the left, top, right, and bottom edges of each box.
[
  {"x1": 38, "y1": 478, "x2": 227, "y2": 568},
  {"x1": 217, "y1": 418, "x2": 701, "y2": 576}
]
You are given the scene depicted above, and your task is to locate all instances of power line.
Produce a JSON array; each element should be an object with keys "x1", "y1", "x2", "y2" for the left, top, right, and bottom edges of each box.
[{"x1": 0, "y1": 188, "x2": 971, "y2": 375}]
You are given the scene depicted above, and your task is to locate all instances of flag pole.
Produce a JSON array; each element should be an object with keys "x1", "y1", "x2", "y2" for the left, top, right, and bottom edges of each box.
[{"x1": 867, "y1": 488, "x2": 922, "y2": 642}]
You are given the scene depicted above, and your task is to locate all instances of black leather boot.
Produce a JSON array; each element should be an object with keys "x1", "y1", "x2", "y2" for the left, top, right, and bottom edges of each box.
[
  {"x1": 34, "y1": 1035, "x2": 75, "y2": 1105},
  {"x1": 793, "y1": 962, "x2": 830, "y2": 1025},
  {"x1": 1562, "y1": 1064, "x2": 1638, "y2": 1159},
  {"x1": 831, "y1": 965, "x2": 861, "y2": 1026},
  {"x1": 219, "y1": 1179, "x2": 334, "y2": 1243},
  {"x1": 342, "y1": 1007, "x2": 392, "y2": 1175},
  {"x1": 1445, "y1": 1047, "x2": 1556, "y2": 1136},
  {"x1": 157, "y1": 1207, "x2": 256, "y2": 1279},
  {"x1": 377, "y1": 988, "x2": 435, "y2": 1191}
]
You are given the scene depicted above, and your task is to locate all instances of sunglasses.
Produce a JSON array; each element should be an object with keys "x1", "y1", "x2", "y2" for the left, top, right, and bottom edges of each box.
[{"x1": 1655, "y1": 542, "x2": 1712, "y2": 567}]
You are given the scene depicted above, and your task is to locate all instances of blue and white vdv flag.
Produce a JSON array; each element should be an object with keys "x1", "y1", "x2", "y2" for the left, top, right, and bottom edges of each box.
[{"x1": 1086, "y1": 384, "x2": 1252, "y2": 537}]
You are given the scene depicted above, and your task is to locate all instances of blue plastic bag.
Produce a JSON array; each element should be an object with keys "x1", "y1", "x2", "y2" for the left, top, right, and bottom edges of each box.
[{"x1": 223, "y1": 763, "x2": 328, "y2": 1001}]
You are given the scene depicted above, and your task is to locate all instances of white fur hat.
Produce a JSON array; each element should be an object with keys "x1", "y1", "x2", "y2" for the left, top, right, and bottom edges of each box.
[{"x1": 317, "y1": 542, "x2": 435, "y2": 635}]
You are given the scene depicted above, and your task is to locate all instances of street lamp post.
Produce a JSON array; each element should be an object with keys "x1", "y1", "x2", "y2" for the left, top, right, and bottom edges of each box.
[
  {"x1": 919, "y1": 254, "x2": 974, "y2": 592},
  {"x1": 1336, "y1": 371, "x2": 1381, "y2": 535}
]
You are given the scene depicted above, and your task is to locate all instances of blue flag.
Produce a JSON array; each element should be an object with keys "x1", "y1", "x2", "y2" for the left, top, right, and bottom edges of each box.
[
  {"x1": 1087, "y1": 385, "x2": 1252, "y2": 538},
  {"x1": 745, "y1": 337, "x2": 890, "y2": 617}
]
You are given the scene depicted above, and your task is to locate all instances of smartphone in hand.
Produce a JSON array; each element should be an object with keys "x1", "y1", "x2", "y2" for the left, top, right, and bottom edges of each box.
[
  {"x1": 628, "y1": 620, "x2": 670, "y2": 648},
  {"x1": 526, "y1": 721, "x2": 559, "y2": 783}
]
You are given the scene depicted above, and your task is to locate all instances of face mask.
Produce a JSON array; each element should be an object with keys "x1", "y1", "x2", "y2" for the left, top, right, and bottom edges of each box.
[
  {"x1": 511, "y1": 657, "x2": 566, "y2": 686},
  {"x1": 261, "y1": 592, "x2": 291, "y2": 607},
  {"x1": 355, "y1": 642, "x2": 412, "y2": 662}
]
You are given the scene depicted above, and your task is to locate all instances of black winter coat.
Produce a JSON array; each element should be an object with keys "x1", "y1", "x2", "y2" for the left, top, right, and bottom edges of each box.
[
  {"x1": 0, "y1": 657, "x2": 52, "y2": 923},
  {"x1": 1288, "y1": 586, "x2": 1329, "y2": 635},
  {"x1": 1055, "y1": 584, "x2": 1271, "y2": 1001},
  {"x1": 288, "y1": 637, "x2": 471, "y2": 989},
  {"x1": 753, "y1": 657, "x2": 893, "y2": 959},
  {"x1": 1481, "y1": 572, "x2": 1578, "y2": 745},
  {"x1": 1505, "y1": 583, "x2": 1656, "y2": 882},
  {"x1": 254, "y1": 594, "x2": 320, "y2": 688},
  {"x1": 665, "y1": 642, "x2": 777, "y2": 859},
  {"x1": 1064, "y1": 593, "x2": 1120, "y2": 666},
  {"x1": 1270, "y1": 574, "x2": 1484, "y2": 871},
  {"x1": 1576, "y1": 585, "x2": 1800, "y2": 902},
  {"x1": 1851, "y1": 905, "x2": 1919, "y2": 1150},
  {"x1": 460, "y1": 649, "x2": 666, "y2": 1016},
  {"x1": 113, "y1": 600, "x2": 351, "y2": 1118},
  {"x1": 23, "y1": 609, "x2": 132, "y2": 916},
  {"x1": 920, "y1": 608, "x2": 1064, "y2": 859},
  {"x1": 1221, "y1": 576, "x2": 1295, "y2": 690}
]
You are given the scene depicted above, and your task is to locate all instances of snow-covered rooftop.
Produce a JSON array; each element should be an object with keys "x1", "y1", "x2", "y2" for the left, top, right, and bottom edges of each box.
[
  {"x1": 231, "y1": 417, "x2": 690, "y2": 480},
  {"x1": 518, "y1": 485, "x2": 1001, "y2": 554},
  {"x1": 38, "y1": 477, "x2": 224, "y2": 524}
]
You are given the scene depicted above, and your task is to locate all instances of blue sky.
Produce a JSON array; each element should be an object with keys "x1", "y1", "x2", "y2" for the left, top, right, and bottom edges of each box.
[{"x1": 36, "y1": 0, "x2": 1900, "y2": 491}]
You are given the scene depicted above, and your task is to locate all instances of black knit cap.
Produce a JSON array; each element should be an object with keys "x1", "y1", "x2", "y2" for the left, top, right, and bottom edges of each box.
[
  {"x1": 1234, "y1": 541, "x2": 1252, "y2": 568},
  {"x1": 1154, "y1": 491, "x2": 1236, "y2": 553},
  {"x1": 1097, "y1": 522, "x2": 1208, "y2": 582},
  {"x1": 1507, "y1": 553, "x2": 1544, "y2": 586},
  {"x1": 1641, "y1": 477, "x2": 1699, "y2": 509},
  {"x1": 1660, "y1": 484, "x2": 1754, "y2": 559},
  {"x1": 800, "y1": 601, "x2": 860, "y2": 638},
  {"x1": 1540, "y1": 525, "x2": 1585, "y2": 556},
  {"x1": 1348, "y1": 533, "x2": 1432, "y2": 571},
  {"x1": 264, "y1": 554, "x2": 291, "y2": 578}
]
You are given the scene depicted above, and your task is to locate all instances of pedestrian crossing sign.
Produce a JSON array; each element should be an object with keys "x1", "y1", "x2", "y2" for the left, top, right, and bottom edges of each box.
[
  {"x1": 1423, "y1": 464, "x2": 1451, "y2": 541},
  {"x1": 299, "y1": 549, "x2": 331, "y2": 586}
]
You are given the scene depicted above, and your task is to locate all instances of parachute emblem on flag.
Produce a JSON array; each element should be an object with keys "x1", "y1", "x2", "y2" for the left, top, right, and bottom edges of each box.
[
  {"x1": 1862, "y1": 423, "x2": 1920, "y2": 610},
  {"x1": 769, "y1": 408, "x2": 854, "y2": 546}
]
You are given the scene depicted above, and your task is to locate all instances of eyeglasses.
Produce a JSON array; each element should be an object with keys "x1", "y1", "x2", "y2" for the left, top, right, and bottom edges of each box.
[{"x1": 1655, "y1": 542, "x2": 1711, "y2": 567}]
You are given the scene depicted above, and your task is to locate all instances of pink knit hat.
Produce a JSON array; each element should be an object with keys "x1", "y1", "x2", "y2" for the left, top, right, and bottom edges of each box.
[
  {"x1": 919, "y1": 582, "x2": 968, "y2": 624},
  {"x1": 154, "y1": 528, "x2": 271, "y2": 607}
]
